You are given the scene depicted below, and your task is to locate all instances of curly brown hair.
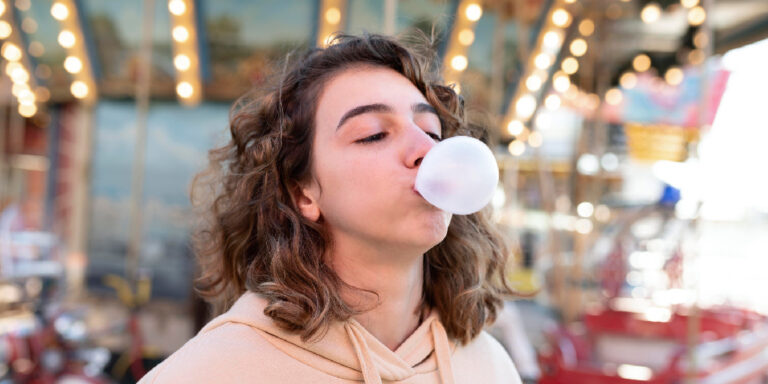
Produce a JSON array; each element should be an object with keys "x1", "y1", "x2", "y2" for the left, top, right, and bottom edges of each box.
[{"x1": 191, "y1": 33, "x2": 513, "y2": 344}]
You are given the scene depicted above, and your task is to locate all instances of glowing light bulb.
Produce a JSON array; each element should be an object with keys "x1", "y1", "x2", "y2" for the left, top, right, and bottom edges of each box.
[
  {"x1": 325, "y1": 7, "x2": 341, "y2": 24},
  {"x1": 525, "y1": 74, "x2": 543, "y2": 91},
  {"x1": 465, "y1": 4, "x2": 483, "y2": 21},
  {"x1": 64, "y1": 56, "x2": 83, "y2": 74},
  {"x1": 605, "y1": 88, "x2": 623, "y2": 105},
  {"x1": 579, "y1": 19, "x2": 595, "y2": 36},
  {"x1": 51, "y1": 2, "x2": 69, "y2": 20},
  {"x1": 515, "y1": 95, "x2": 537, "y2": 119},
  {"x1": 172, "y1": 26, "x2": 189, "y2": 42},
  {"x1": 534, "y1": 53, "x2": 552, "y2": 69},
  {"x1": 174, "y1": 54, "x2": 191, "y2": 71},
  {"x1": 58, "y1": 30, "x2": 76, "y2": 48},
  {"x1": 562, "y1": 57, "x2": 579, "y2": 74},
  {"x1": 458, "y1": 29, "x2": 475, "y2": 46},
  {"x1": 641, "y1": 3, "x2": 662, "y2": 24},
  {"x1": 0, "y1": 21, "x2": 11, "y2": 39},
  {"x1": 18, "y1": 103, "x2": 37, "y2": 117},
  {"x1": 176, "y1": 81, "x2": 194, "y2": 98},
  {"x1": 508, "y1": 140, "x2": 526, "y2": 156},
  {"x1": 71, "y1": 81, "x2": 89, "y2": 99},
  {"x1": 570, "y1": 39, "x2": 588, "y2": 57},
  {"x1": 507, "y1": 120, "x2": 525, "y2": 136},
  {"x1": 665, "y1": 67, "x2": 684, "y2": 86},
  {"x1": 528, "y1": 131, "x2": 543, "y2": 148},
  {"x1": 633, "y1": 54, "x2": 651, "y2": 72},
  {"x1": 451, "y1": 55, "x2": 468, "y2": 71},
  {"x1": 2, "y1": 43, "x2": 22, "y2": 61},
  {"x1": 688, "y1": 6, "x2": 706, "y2": 26},
  {"x1": 545, "y1": 94, "x2": 561, "y2": 110},
  {"x1": 552, "y1": 9, "x2": 571, "y2": 27},
  {"x1": 543, "y1": 31, "x2": 562, "y2": 49},
  {"x1": 620, "y1": 72, "x2": 637, "y2": 89},
  {"x1": 553, "y1": 73, "x2": 571, "y2": 93},
  {"x1": 168, "y1": 0, "x2": 186, "y2": 15}
]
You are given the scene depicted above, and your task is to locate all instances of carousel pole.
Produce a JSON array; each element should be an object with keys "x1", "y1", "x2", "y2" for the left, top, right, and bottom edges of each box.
[
  {"x1": 127, "y1": 0, "x2": 154, "y2": 284},
  {"x1": 685, "y1": 0, "x2": 714, "y2": 381}
]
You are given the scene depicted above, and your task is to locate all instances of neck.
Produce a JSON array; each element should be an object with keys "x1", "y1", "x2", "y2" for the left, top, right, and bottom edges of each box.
[{"x1": 329, "y1": 237, "x2": 425, "y2": 351}]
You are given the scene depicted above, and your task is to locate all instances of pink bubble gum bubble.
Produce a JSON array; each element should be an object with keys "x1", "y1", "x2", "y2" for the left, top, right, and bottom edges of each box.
[{"x1": 414, "y1": 136, "x2": 499, "y2": 215}]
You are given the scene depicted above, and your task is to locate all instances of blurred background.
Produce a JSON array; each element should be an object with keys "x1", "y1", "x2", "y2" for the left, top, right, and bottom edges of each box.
[{"x1": 1, "y1": 0, "x2": 768, "y2": 383}]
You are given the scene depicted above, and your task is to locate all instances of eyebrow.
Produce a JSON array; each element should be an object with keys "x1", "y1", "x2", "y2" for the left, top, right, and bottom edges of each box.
[{"x1": 336, "y1": 102, "x2": 439, "y2": 130}]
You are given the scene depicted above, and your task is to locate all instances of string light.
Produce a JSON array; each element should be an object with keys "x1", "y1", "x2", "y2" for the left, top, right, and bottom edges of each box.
[
  {"x1": 681, "y1": 0, "x2": 699, "y2": 8},
  {"x1": 665, "y1": 67, "x2": 684, "y2": 86},
  {"x1": 458, "y1": 29, "x2": 475, "y2": 46},
  {"x1": 507, "y1": 120, "x2": 525, "y2": 136},
  {"x1": 9, "y1": 66, "x2": 29, "y2": 83},
  {"x1": 562, "y1": 57, "x2": 579, "y2": 74},
  {"x1": 2, "y1": 43, "x2": 22, "y2": 61},
  {"x1": 168, "y1": 0, "x2": 186, "y2": 16},
  {"x1": 172, "y1": 26, "x2": 189, "y2": 42},
  {"x1": 620, "y1": 72, "x2": 638, "y2": 89},
  {"x1": 58, "y1": 30, "x2": 76, "y2": 48},
  {"x1": 605, "y1": 88, "x2": 623, "y2": 105},
  {"x1": 545, "y1": 94, "x2": 561, "y2": 110},
  {"x1": 641, "y1": 3, "x2": 662, "y2": 24},
  {"x1": 579, "y1": 19, "x2": 595, "y2": 37},
  {"x1": 0, "y1": 21, "x2": 10, "y2": 39},
  {"x1": 525, "y1": 74, "x2": 543, "y2": 91},
  {"x1": 176, "y1": 81, "x2": 194, "y2": 98},
  {"x1": 465, "y1": 3, "x2": 482, "y2": 21},
  {"x1": 0, "y1": 1, "x2": 5, "y2": 17},
  {"x1": 553, "y1": 72, "x2": 571, "y2": 93},
  {"x1": 633, "y1": 54, "x2": 652, "y2": 72},
  {"x1": 18, "y1": 104, "x2": 37, "y2": 118},
  {"x1": 688, "y1": 49, "x2": 705, "y2": 65},
  {"x1": 29, "y1": 42, "x2": 44, "y2": 57},
  {"x1": 174, "y1": 54, "x2": 191, "y2": 71},
  {"x1": 21, "y1": 17, "x2": 37, "y2": 34},
  {"x1": 70, "y1": 81, "x2": 89, "y2": 99},
  {"x1": 51, "y1": 2, "x2": 69, "y2": 20},
  {"x1": 528, "y1": 131, "x2": 543, "y2": 148},
  {"x1": 693, "y1": 30, "x2": 708, "y2": 48},
  {"x1": 543, "y1": 31, "x2": 562, "y2": 49},
  {"x1": 508, "y1": 140, "x2": 526, "y2": 156},
  {"x1": 515, "y1": 95, "x2": 537, "y2": 119},
  {"x1": 64, "y1": 56, "x2": 83, "y2": 74},
  {"x1": 552, "y1": 9, "x2": 571, "y2": 27},
  {"x1": 570, "y1": 39, "x2": 588, "y2": 57},
  {"x1": 688, "y1": 6, "x2": 706, "y2": 26},
  {"x1": 534, "y1": 53, "x2": 552, "y2": 69},
  {"x1": 325, "y1": 7, "x2": 341, "y2": 24},
  {"x1": 451, "y1": 55, "x2": 468, "y2": 71}
]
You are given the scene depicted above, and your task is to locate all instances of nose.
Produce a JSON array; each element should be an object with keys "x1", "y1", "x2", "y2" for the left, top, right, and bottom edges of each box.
[{"x1": 403, "y1": 125, "x2": 437, "y2": 169}]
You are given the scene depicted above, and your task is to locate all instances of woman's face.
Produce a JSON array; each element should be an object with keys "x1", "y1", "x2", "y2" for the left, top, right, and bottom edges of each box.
[{"x1": 298, "y1": 65, "x2": 452, "y2": 254}]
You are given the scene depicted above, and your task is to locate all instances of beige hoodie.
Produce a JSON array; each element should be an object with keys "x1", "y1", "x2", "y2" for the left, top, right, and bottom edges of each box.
[{"x1": 139, "y1": 292, "x2": 522, "y2": 383}]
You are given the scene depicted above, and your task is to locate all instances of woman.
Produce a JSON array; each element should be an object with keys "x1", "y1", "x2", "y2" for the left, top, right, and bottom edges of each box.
[{"x1": 140, "y1": 33, "x2": 522, "y2": 384}]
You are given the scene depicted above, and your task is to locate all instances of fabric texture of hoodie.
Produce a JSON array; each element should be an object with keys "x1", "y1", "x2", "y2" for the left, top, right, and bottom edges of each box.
[{"x1": 139, "y1": 291, "x2": 522, "y2": 383}]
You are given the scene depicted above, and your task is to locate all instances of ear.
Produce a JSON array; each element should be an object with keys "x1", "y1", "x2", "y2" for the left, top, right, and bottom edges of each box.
[{"x1": 291, "y1": 181, "x2": 321, "y2": 222}]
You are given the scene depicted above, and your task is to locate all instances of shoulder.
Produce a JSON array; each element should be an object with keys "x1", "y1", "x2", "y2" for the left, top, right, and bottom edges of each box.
[
  {"x1": 139, "y1": 322, "x2": 280, "y2": 384},
  {"x1": 452, "y1": 331, "x2": 522, "y2": 384}
]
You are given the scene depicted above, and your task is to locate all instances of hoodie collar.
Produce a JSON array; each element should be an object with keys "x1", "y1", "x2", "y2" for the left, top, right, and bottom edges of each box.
[{"x1": 200, "y1": 291, "x2": 455, "y2": 384}]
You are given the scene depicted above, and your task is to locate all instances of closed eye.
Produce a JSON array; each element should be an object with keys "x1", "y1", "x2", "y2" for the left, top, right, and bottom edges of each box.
[
  {"x1": 357, "y1": 132, "x2": 387, "y2": 144},
  {"x1": 427, "y1": 132, "x2": 442, "y2": 142}
]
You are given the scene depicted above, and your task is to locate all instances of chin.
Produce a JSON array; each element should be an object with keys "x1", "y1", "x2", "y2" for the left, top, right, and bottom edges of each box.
[{"x1": 414, "y1": 212, "x2": 451, "y2": 248}]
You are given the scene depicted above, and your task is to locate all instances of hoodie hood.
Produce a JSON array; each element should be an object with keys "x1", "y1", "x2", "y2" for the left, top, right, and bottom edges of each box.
[{"x1": 199, "y1": 291, "x2": 456, "y2": 384}]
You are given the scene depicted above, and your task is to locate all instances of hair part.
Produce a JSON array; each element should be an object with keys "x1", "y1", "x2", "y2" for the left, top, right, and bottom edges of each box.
[{"x1": 191, "y1": 33, "x2": 514, "y2": 344}]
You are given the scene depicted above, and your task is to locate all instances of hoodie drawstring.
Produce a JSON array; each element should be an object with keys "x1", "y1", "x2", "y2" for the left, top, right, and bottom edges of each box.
[
  {"x1": 430, "y1": 321, "x2": 455, "y2": 384},
  {"x1": 345, "y1": 323, "x2": 383, "y2": 384},
  {"x1": 345, "y1": 319, "x2": 455, "y2": 384}
]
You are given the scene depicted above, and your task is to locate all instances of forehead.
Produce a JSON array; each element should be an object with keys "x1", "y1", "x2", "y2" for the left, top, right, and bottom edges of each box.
[{"x1": 315, "y1": 65, "x2": 428, "y2": 119}]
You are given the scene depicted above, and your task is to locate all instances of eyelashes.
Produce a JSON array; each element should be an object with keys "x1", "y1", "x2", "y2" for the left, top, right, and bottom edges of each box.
[{"x1": 356, "y1": 131, "x2": 442, "y2": 145}]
